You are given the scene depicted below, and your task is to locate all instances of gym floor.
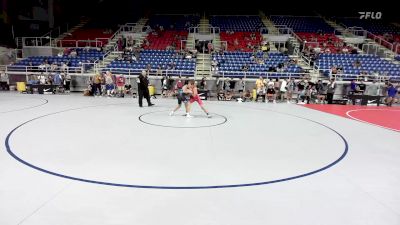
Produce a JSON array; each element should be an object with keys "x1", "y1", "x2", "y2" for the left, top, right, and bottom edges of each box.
[{"x1": 0, "y1": 92, "x2": 399, "y2": 225}]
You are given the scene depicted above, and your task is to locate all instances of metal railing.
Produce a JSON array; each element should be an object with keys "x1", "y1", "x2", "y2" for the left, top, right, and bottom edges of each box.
[
  {"x1": 4, "y1": 65, "x2": 95, "y2": 76},
  {"x1": 21, "y1": 37, "x2": 58, "y2": 47},
  {"x1": 329, "y1": 71, "x2": 394, "y2": 82},
  {"x1": 55, "y1": 39, "x2": 105, "y2": 48},
  {"x1": 101, "y1": 68, "x2": 195, "y2": 77},
  {"x1": 41, "y1": 23, "x2": 70, "y2": 39},
  {"x1": 215, "y1": 70, "x2": 308, "y2": 79},
  {"x1": 343, "y1": 26, "x2": 397, "y2": 55}
]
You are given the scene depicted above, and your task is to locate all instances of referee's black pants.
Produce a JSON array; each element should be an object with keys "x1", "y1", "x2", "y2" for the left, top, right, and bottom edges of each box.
[{"x1": 138, "y1": 88, "x2": 151, "y2": 107}]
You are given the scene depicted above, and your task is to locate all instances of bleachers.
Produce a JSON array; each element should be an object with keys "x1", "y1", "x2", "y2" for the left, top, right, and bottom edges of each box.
[
  {"x1": 316, "y1": 54, "x2": 400, "y2": 80},
  {"x1": 106, "y1": 50, "x2": 195, "y2": 76},
  {"x1": 220, "y1": 32, "x2": 262, "y2": 52},
  {"x1": 144, "y1": 31, "x2": 188, "y2": 50},
  {"x1": 213, "y1": 52, "x2": 302, "y2": 78},
  {"x1": 334, "y1": 18, "x2": 400, "y2": 53},
  {"x1": 147, "y1": 15, "x2": 200, "y2": 30},
  {"x1": 297, "y1": 33, "x2": 352, "y2": 53},
  {"x1": 60, "y1": 29, "x2": 113, "y2": 47},
  {"x1": 8, "y1": 48, "x2": 104, "y2": 71},
  {"x1": 210, "y1": 16, "x2": 266, "y2": 32},
  {"x1": 335, "y1": 18, "x2": 399, "y2": 34},
  {"x1": 270, "y1": 16, "x2": 334, "y2": 33}
]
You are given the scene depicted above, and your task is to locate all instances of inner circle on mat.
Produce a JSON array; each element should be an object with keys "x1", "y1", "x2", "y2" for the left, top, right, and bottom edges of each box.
[{"x1": 139, "y1": 110, "x2": 227, "y2": 128}]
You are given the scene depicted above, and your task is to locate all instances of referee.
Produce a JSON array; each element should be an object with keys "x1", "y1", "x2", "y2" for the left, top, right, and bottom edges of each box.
[{"x1": 137, "y1": 70, "x2": 154, "y2": 107}]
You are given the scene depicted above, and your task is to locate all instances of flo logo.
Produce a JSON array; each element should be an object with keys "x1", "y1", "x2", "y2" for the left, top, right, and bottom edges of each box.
[{"x1": 359, "y1": 12, "x2": 382, "y2": 19}]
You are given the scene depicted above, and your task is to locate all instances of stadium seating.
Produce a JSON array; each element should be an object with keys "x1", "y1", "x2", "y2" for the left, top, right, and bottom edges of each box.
[
  {"x1": 270, "y1": 16, "x2": 334, "y2": 33},
  {"x1": 143, "y1": 31, "x2": 188, "y2": 50},
  {"x1": 60, "y1": 29, "x2": 113, "y2": 47},
  {"x1": 8, "y1": 48, "x2": 104, "y2": 71},
  {"x1": 106, "y1": 50, "x2": 195, "y2": 76},
  {"x1": 297, "y1": 33, "x2": 352, "y2": 53},
  {"x1": 316, "y1": 53, "x2": 400, "y2": 80},
  {"x1": 335, "y1": 18, "x2": 399, "y2": 34},
  {"x1": 147, "y1": 15, "x2": 200, "y2": 30},
  {"x1": 210, "y1": 16, "x2": 266, "y2": 32},
  {"x1": 213, "y1": 52, "x2": 303, "y2": 78},
  {"x1": 220, "y1": 32, "x2": 262, "y2": 52}
]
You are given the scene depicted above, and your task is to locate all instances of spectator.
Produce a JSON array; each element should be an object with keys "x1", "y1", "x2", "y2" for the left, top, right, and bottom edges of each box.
[
  {"x1": 225, "y1": 90, "x2": 233, "y2": 101},
  {"x1": 104, "y1": 72, "x2": 115, "y2": 97},
  {"x1": 366, "y1": 80, "x2": 379, "y2": 96},
  {"x1": 274, "y1": 78, "x2": 281, "y2": 101},
  {"x1": 242, "y1": 90, "x2": 252, "y2": 102},
  {"x1": 316, "y1": 80, "x2": 327, "y2": 104},
  {"x1": 229, "y1": 78, "x2": 236, "y2": 93},
  {"x1": 53, "y1": 72, "x2": 63, "y2": 86},
  {"x1": 199, "y1": 77, "x2": 207, "y2": 90},
  {"x1": 296, "y1": 79, "x2": 307, "y2": 104},
  {"x1": 350, "y1": 80, "x2": 357, "y2": 94},
  {"x1": 38, "y1": 73, "x2": 47, "y2": 85},
  {"x1": 0, "y1": 71, "x2": 9, "y2": 90},
  {"x1": 92, "y1": 73, "x2": 103, "y2": 96},
  {"x1": 69, "y1": 49, "x2": 77, "y2": 58},
  {"x1": 280, "y1": 78, "x2": 287, "y2": 102},
  {"x1": 146, "y1": 64, "x2": 152, "y2": 75},
  {"x1": 266, "y1": 84, "x2": 276, "y2": 103},
  {"x1": 241, "y1": 64, "x2": 249, "y2": 72},
  {"x1": 238, "y1": 78, "x2": 246, "y2": 95},
  {"x1": 156, "y1": 66, "x2": 163, "y2": 76},
  {"x1": 326, "y1": 78, "x2": 336, "y2": 104},
  {"x1": 255, "y1": 76, "x2": 265, "y2": 102},
  {"x1": 161, "y1": 75, "x2": 168, "y2": 97},
  {"x1": 116, "y1": 75, "x2": 126, "y2": 97},
  {"x1": 353, "y1": 60, "x2": 362, "y2": 68},
  {"x1": 223, "y1": 78, "x2": 231, "y2": 91},
  {"x1": 63, "y1": 73, "x2": 71, "y2": 93},
  {"x1": 386, "y1": 83, "x2": 398, "y2": 107}
]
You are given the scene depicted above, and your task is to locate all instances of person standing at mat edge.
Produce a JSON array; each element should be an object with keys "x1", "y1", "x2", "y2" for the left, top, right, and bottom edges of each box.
[
  {"x1": 326, "y1": 78, "x2": 336, "y2": 104},
  {"x1": 386, "y1": 83, "x2": 398, "y2": 107},
  {"x1": 137, "y1": 70, "x2": 154, "y2": 107}
]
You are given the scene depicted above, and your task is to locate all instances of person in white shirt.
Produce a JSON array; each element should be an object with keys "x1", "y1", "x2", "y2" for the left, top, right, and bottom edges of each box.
[
  {"x1": 0, "y1": 71, "x2": 9, "y2": 90},
  {"x1": 280, "y1": 78, "x2": 288, "y2": 102},
  {"x1": 38, "y1": 73, "x2": 46, "y2": 84}
]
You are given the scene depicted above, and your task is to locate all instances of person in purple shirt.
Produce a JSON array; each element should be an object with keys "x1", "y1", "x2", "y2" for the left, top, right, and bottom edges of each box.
[
  {"x1": 386, "y1": 83, "x2": 398, "y2": 107},
  {"x1": 350, "y1": 80, "x2": 357, "y2": 93}
]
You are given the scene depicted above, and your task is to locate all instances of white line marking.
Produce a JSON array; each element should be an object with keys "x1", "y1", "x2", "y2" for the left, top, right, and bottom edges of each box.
[{"x1": 345, "y1": 108, "x2": 400, "y2": 132}]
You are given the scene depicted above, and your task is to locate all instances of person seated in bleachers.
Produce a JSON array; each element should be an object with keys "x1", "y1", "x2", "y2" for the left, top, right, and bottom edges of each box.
[
  {"x1": 57, "y1": 50, "x2": 63, "y2": 57},
  {"x1": 69, "y1": 49, "x2": 77, "y2": 58},
  {"x1": 38, "y1": 62, "x2": 46, "y2": 72},
  {"x1": 250, "y1": 32, "x2": 256, "y2": 41},
  {"x1": 241, "y1": 64, "x2": 249, "y2": 72},
  {"x1": 353, "y1": 60, "x2": 362, "y2": 68},
  {"x1": 50, "y1": 62, "x2": 58, "y2": 72}
]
